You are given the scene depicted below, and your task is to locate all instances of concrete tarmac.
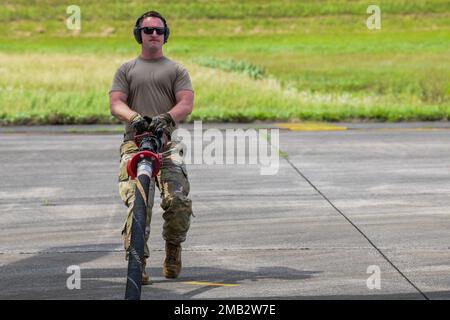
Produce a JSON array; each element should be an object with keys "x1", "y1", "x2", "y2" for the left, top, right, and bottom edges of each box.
[{"x1": 0, "y1": 123, "x2": 449, "y2": 300}]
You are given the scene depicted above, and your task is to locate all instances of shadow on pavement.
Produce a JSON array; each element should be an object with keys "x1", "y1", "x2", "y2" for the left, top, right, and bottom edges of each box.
[
  {"x1": 3, "y1": 245, "x2": 448, "y2": 300},
  {"x1": 0, "y1": 244, "x2": 319, "y2": 299}
]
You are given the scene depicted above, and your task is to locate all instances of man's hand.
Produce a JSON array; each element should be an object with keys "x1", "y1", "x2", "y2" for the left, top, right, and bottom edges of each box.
[
  {"x1": 130, "y1": 113, "x2": 152, "y2": 135},
  {"x1": 149, "y1": 113, "x2": 176, "y2": 136}
]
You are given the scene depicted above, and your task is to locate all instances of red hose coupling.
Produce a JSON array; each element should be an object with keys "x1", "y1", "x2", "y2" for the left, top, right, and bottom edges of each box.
[{"x1": 127, "y1": 151, "x2": 162, "y2": 179}]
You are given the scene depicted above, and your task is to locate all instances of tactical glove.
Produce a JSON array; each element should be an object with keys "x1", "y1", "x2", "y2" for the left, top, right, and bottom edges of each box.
[
  {"x1": 148, "y1": 112, "x2": 176, "y2": 136},
  {"x1": 129, "y1": 113, "x2": 152, "y2": 135}
]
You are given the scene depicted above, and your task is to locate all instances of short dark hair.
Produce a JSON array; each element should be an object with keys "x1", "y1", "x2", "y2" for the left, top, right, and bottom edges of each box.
[
  {"x1": 137, "y1": 11, "x2": 167, "y2": 28},
  {"x1": 133, "y1": 10, "x2": 170, "y2": 44}
]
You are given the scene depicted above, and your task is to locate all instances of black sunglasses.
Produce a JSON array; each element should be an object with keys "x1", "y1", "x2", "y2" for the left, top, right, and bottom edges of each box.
[{"x1": 140, "y1": 27, "x2": 165, "y2": 35}]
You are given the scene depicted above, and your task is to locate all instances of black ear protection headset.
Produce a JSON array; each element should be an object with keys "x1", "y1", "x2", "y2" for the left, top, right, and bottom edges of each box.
[{"x1": 133, "y1": 11, "x2": 170, "y2": 44}]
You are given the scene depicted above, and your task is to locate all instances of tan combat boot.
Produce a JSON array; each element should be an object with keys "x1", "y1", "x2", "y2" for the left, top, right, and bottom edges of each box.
[
  {"x1": 142, "y1": 259, "x2": 152, "y2": 285},
  {"x1": 163, "y1": 242, "x2": 182, "y2": 279}
]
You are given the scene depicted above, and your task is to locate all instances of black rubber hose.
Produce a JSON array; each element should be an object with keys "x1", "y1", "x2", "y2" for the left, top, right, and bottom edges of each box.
[{"x1": 125, "y1": 171, "x2": 151, "y2": 300}]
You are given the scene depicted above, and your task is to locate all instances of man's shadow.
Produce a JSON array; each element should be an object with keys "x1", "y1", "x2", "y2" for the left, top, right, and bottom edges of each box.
[
  {"x1": 0, "y1": 244, "x2": 320, "y2": 300},
  {"x1": 4, "y1": 244, "x2": 448, "y2": 300}
]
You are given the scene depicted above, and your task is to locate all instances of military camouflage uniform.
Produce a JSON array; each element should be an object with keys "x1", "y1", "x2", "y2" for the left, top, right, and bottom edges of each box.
[
  {"x1": 110, "y1": 55, "x2": 194, "y2": 261},
  {"x1": 118, "y1": 139, "x2": 193, "y2": 259}
]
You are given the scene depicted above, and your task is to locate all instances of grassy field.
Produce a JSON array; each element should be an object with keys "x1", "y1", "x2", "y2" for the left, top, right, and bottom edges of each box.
[{"x1": 0, "y1": 0, "x2": 449, "y2": 124}]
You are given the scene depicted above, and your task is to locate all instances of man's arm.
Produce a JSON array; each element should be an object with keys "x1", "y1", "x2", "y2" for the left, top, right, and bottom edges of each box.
[
  {"x1": 168, "y1": 90, "x2": 194, "y2": 123},
  {"x1": 109, "y1": 91, "x2": 137, "y2": 122},
  {"x1": 110, "y1": 89, "x2": 194, "y2": 127}
]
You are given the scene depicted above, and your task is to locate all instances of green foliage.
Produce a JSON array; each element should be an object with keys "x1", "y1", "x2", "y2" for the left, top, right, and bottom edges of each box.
[
  {"x1": 0, "y1": 0, "x2": 449, "y2": 123},
  {"x1": 193, "y1": 57, "x2": 266, "y2": 79}
]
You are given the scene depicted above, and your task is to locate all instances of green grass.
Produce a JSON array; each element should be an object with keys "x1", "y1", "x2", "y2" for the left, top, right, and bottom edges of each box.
[
  {"x1": 193, "y1": 57, "x2": 266, "y2": 79},
  {"x1": 2, "y1": 0, "x2": 449, "y2": 21},
  {"x1": 0, "y1": 0, "x2": 449, "y2": 124}
]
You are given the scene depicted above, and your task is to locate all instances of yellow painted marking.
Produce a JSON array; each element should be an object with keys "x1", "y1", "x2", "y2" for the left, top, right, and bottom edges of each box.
[
  {"x1": 183, "y1": 281, "x2": 240, "y2": 287},
  {"x1": 275, "y1": 122, "x2": 347, "y2": 131}
]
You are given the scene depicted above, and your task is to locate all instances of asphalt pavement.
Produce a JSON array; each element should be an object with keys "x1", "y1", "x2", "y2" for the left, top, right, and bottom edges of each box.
[{"x1": 0, "y1": 122, "x2": 449, "y2": 300}]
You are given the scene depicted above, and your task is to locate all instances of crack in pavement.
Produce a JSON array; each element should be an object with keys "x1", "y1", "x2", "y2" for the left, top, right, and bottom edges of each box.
[{"x1": 280, "y1": 150, "x2": 430, "y2": 300}]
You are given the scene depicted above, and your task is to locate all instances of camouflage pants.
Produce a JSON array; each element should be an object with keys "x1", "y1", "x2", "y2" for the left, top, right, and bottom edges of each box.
[{"x1": 118, "y1": 140, "x2": 193, "y2": 259}]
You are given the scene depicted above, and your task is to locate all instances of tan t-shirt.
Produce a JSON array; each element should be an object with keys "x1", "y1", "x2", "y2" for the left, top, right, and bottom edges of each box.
[{"x1": 110, "y1": 56, "x2": 193, "y2": 141}]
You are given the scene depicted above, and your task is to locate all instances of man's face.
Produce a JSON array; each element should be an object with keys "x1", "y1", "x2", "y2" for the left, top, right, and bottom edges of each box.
[{"x1": 140, "y1": 17, "x2": 165, "y2": 51}]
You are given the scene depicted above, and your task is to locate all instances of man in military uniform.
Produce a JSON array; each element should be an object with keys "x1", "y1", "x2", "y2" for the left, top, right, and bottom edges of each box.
[{"x1": 109, "y1": 11, "x2": 194, "y2": 284}]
